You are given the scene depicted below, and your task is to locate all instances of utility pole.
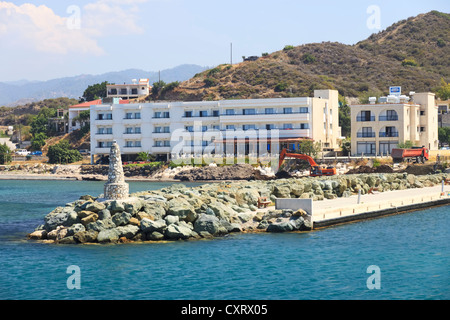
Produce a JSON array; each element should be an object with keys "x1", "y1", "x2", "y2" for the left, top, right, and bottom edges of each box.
[{"x1": 230, "y1": 43, "x2": 233, "y2": 65}]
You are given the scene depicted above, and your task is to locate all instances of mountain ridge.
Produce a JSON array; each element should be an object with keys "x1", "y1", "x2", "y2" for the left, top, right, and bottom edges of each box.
[
  {"x1": 158, "y1": 11, "x2": 449, "y2": 102},
  {"x1": 0, "y1": 64, "x2": 208, "y2": 107}
]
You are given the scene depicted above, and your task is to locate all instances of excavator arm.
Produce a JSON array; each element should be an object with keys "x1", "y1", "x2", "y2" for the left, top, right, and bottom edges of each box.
[
  {"x1": 279, "y1": 149, "x2": 319, "y2": 169},
  {"x1": 278, "y1": 149, "x2": 336, "y2": 177}
]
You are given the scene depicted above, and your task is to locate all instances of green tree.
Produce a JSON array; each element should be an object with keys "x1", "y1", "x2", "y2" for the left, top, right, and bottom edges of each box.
[
  {"x1": 436, "y1": 78, "x2": 450, "y2": 100},
  {"x1": 30, "y1": 107, "x2": 56, "y2": 137},
  {"x1": 47, "y1": 140, "x2": 82, "y2": 164},
  {"x1": 82, "y1": 81, "x2": 109, "y2": 102},
  {"x1": 438, "y1": 127, "x2": 450, "y2": 146},
  {"x1": 298, "y1": 140, "x2": 321, "y2": 157},
  {"x1": 397, "y1": 140, "x2": 414, "y2": 149},
  {"x1": 0, "y1": 143, "x2": 12, "y2": 164},
  {"x1": 340, "y1": 138, "x2": 351, "y2": 156},
  {"x1": 31, "y1": 132, "x2": 47, "y2": 151},
  {"x1": 338, "y1": 95, "x2": 351, "y2": 138},
  {"x1": 151, "y1": 80, "x2": 167, "y2": 97}
]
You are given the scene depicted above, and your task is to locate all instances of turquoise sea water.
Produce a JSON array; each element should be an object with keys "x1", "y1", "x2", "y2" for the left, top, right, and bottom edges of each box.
[{"x1": 0, "y1": 180, "x2": 448, "y2": 300}]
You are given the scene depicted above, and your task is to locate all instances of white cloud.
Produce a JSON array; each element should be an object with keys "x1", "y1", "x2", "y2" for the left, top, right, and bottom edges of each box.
[
  {"x1": 0, "y1": 2, "x2": 104, "y2": 55},
  {"x1": 0, "y1": 0, "x2": 149, "y2": 56},
  {"x1": 82, "y1": 0, "x2": 148, "y2": 36}
]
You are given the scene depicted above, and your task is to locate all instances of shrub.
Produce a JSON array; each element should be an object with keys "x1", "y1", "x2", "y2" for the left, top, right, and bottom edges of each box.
[
  {"x1": 301, "y1": 53, "x2": 316, "y2": 64},
  {"x1": 204, "y1": 78, "x2": 217, "y2": 88},
  {"x1": 402, "y1": 58, "x2": 418, "y2": 67},
  {"x1": 0, "y1": 143, "x2": 12, "y2": 164},
  {"x1": 47, "y1": 140, "x2": 82, "y2": 164},
  {"x1": 283, "y1": 45, "x2": 295, "y2": 51},
  {"x1": 274, "y1": 82, "x2": 288, "y2": 92}
]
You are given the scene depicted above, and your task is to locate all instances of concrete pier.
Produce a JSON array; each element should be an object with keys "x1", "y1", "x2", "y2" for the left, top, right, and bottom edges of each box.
[{"x1": 312, "y1": 185, "x2": 450, "y2": 229}]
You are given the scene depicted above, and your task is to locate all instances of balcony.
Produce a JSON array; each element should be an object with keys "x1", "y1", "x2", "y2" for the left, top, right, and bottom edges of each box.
[
  {"x1": 379, "y1": 115, "x2": 399, "y2": 121},
  {"x1": 357, "y1": 132, "x2": 376, "y2": 138},
  {"x1": 356, "y1": 116, "x2": 375, "y2": 122},
  {"x1": 379, "y1": 132, "x2": 399, "y2": 138}
]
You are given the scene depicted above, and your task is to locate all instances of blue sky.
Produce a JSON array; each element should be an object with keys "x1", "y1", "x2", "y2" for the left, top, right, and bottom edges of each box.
[{"x1": 0, "y1": 0, "x2": 448, "y2": 82}]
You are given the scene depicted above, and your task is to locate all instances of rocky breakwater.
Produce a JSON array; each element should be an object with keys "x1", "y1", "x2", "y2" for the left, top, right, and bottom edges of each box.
[{"x1": 28, "y1": 172, "x2": 450, "y2": 244}]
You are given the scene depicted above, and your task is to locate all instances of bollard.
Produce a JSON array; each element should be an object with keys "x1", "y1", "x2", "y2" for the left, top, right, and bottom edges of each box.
[{"x1": 358, "y1": 189, "x2": 362, "y2": 204}]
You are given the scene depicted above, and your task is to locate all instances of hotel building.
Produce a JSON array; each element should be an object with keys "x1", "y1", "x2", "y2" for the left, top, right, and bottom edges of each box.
[
  {"x1": 89, "y1": 90, "x2": 342, "y2": 163},
  {"x1": 350, "y1": 91, "x2": 438, "y2": 156}
]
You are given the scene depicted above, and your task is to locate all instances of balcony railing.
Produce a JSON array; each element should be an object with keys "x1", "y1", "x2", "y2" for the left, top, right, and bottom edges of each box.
[
  {"x1": 356, "y1": 116, "x2": 375, "y2": 122},
  {"x1": 221, "y1": 111, "x2": 309, "y2": 116},
  {"x1": 379, "y1": 115, "x2": 399, "y2": 121},
  {"x1": 357, "y1": 132, "x2": 376, "y2": 138},
  {"x1": 379, "y1": 132, "x2": 399, "y2": 137}
]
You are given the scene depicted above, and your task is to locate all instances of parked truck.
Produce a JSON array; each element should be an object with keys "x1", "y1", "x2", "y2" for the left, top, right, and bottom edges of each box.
[{"x1": 391, "y1": 146, "x2": 429, "y2": 163}]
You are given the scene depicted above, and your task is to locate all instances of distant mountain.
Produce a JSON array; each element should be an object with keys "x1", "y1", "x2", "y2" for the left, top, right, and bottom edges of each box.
[
  {"x1": 158, "y1": 11, "x2": 449, "y2": 101},
  {"x1": 0, "y1": 64, "x2": 207, "y2": 106}
]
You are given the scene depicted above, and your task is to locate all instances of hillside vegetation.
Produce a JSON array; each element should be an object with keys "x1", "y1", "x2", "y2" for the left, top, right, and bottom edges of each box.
[{"x1": 158, "y1": 11, "x2": 449, "y2": 101}]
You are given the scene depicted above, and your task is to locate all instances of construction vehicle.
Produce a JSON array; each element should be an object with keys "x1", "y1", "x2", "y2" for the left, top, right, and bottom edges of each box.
[
  {"x1": 278, "y1": 149, "x2": 337, "y2": 177},
  {"x1": 391, "y1": 146, "x2": 429, "y2": 163}
]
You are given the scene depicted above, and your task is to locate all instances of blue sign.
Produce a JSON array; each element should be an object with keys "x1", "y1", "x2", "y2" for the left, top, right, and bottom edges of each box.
[{"x1": 389, "y1": 86, "x2": 401, "y2": 96}]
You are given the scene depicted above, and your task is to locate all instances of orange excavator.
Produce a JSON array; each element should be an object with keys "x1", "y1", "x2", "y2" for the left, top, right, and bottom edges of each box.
[{"x1": 278, "y1": 149, "x2": 337, "y2": 177}]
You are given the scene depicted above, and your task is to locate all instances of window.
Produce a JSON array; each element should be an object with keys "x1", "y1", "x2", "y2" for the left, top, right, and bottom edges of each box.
[
  {"x1": 134, "y1": 113, "x2": 141, "y2": 119},
  {"x1": 420, "y1": 110, "x2": 426, "y2": 116},
  {"x1": 357, "y1": 111, "x2": 374, "y2": 122},
  {"x1": 98, "y1": 128, "x2": 105, "y2": 135},
  {"x1": 266, "y1": 124, "x2": 275, "y2": 130},
  {"x1": 226, "y1": 109, "x2": 235, "y2": 115},
  {"x1": 163, "y1": 141, "x2": 171, "y2": 147},
  {"x1": 120, "y1": 88, "x2": 127, "y2": 95},
  {"x1": 283, "y1": 123, "x2": 293, "y2": 129},
  {"x1": 154, "y1": 141, "x2": 162, "y2": 147},
  {"x1": 185, "y1": 126, "x2": 194, "y2": 132},
  {"x1": 243, "y1": 108, "x2": 256, "y2": 115},
  {"x1": 358, "y1": 127, "x2": 375, "y2": 138},
  {"x1": 110, "y1": 88, "x2": 117, "y2": 95},
  {"x1": 163, "y1": 126, "x2": 170, "y2": 133},
  {"x1": 202, "y1": 126, "x2": 208, "y2": 132},
  {"x1": 125, "y1": 113, "x2": 133, "y2": 119},
  {"x1": 299, "y1": 107, "x2": 309, "y2": 114},
  {"x1": 357, "y1": 142, "x2": 376, "y2": 155},
  {"x1": 212, "y1": 125, "x2": 220, "y2": 130},
  {"x1": 131, "y1": 88, "x2": 138, "y2": 95},
  {"x1": 135, "y1": 141, "x2": 142, "y2": 147},
  {"x1": 154, "y1": 111, "x2": 170, "y2": 118},
  {"x1": 98, "y1": 113, "x2": 112, "y2": 120},
  {"x1": 283, "y1": 108, "x2": 293, "y2": 114},
  {"x1": 300, "y1": 123, "x2": 310, "y2": 129},
  {"x1": 125, "y1": 141, "x2": 133, "y2": 147},
  {"x1": 135, "y1": 127, "x2": 141, "y2": 134},
  {"x1": 420, "y1": 127, "x2": 426, "y2": 132},
  {"x1": 226, "y1": 125, "x2": 235, "y2": 130},
  {"x1": 212, "y1": 110, "x2": 220, "y2": 117},
  {"x1": 184, "y1": 111, "x2": 193, "y2": 118},
  {"x1": 243, "y1": 124, "x2": 256, "y2": 131},
  {"x1": 200, "y1": 111, "x2": 208, "y2": 117},
  {"x1": 265, "y1": 108, "x2": 274, "y2": 114},
  {"x1": 125, "y1": 127, "x2": 133, "y2": 134}
]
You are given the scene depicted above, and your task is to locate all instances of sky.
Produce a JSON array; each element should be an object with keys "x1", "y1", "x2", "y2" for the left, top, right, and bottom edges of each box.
[{"x1": 0, "y1": 0, "x2": 448, "y2": 82}]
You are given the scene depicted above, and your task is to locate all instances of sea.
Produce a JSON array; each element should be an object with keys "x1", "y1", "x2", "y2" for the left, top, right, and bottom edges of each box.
[{"x1": 0, "y1": 180, "x2": 448, "y2": 300}]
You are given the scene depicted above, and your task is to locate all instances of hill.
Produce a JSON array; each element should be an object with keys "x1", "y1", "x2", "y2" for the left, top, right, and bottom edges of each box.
[
  {"x1": 159, "y1": 11, "x2": 449, "y2": 101},
  {"x1": 0, "y1": 64, "x2": 207, "y2": 106}
]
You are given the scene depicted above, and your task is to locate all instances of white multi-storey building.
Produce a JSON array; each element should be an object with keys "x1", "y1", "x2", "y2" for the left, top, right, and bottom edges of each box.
[
  {"x1": 90, "y1": 90, "x2": 341, "y2": 163},
  {"x1": 351, "y1": 90, "x2": 438, "y2": 156}
]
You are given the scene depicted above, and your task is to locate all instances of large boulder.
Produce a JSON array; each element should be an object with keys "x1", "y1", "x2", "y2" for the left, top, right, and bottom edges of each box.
[
  {"x1": 86, "y1": 218, "x2": 116, "y2": 232},
  {"x1": 165, "y1": 223, "x2": 193, "y2": 240},
  {"x1": 44, "y1": 207, "x2": 79, "y2": 231},
  {"x1": 112, "y1": 212, "x2": 132, "y2": 226},
  {"x1": 84, "y1": 202, "x2": 106, "y2": 213},
  {"x1": 166, "y1": 198, "x2": 197, "y2": 222},
  {"x1": 116, "y1": 225, "x2": 140, "y2": 239},
  {"x1": 97, "y1": 228, "x2": 121, "y2": 243},
  {"x1": 266, "y1": 222, "x2": 294, "y2": 233},
  {"x1": 140, "y1": 218, "x2": 167, "y2": 234},
  {"x1": 74, "y1": 230, "x2": 98, "y2": 243},
  {"x1": 194, "y1": 214, "x2": 225, "y2": 236}
]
